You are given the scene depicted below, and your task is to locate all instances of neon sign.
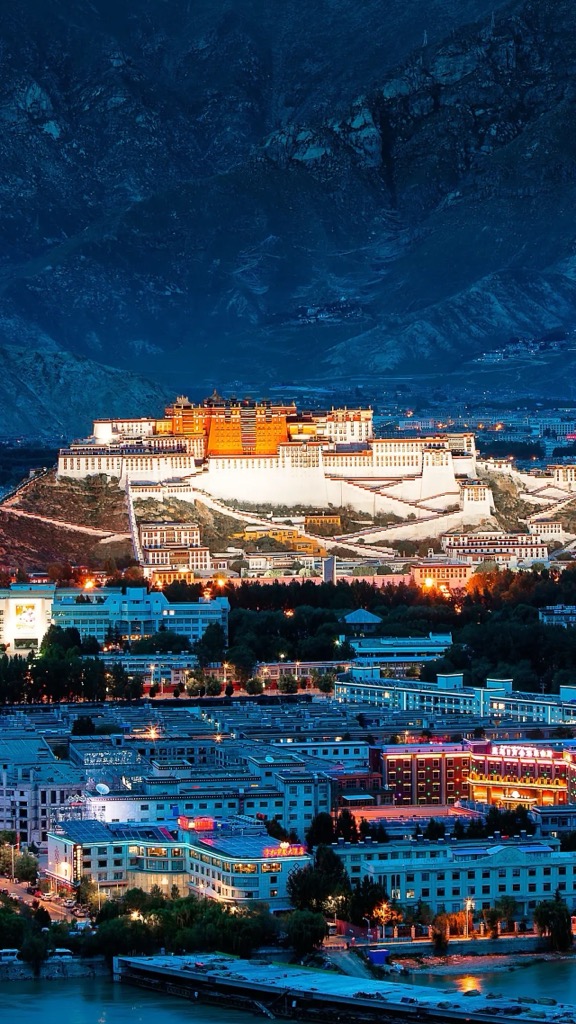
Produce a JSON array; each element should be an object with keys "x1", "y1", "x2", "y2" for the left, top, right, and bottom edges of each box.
[
  {"x1": 491, "y1": 745, "x2": 554, "y2": 760},
  {"x1": 263, "y1": 844, "x2": 306, "y2": 858},
  {"x1": 177, "y1": 815, "x2": 215, "y2": 831}
]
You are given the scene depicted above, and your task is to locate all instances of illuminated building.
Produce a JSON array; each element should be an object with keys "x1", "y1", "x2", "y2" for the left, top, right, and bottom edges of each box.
[
  {"x1": 441, "y1": 531, "x2": 549, "y2": 568},
  {"x1": 47, "y1": 816, "x2": 310, "y2": 907},
  {"x1": 379, "y1": 739, "x2": 568, "y2": 809},
  {"x1": 380, "y1": 743, "x2": 471, "y2": 806},
  {"x1": 349, "y1": 633, "x2": 453, "y2": 672},
  {"x1": 331, "y1": 833, "x2": 573, "y2": 917},
  {"x1": 139, "y1": 520, "x2": 212, "y2": 584},
  {"x1": 180, "y1": 820, "x2": 310, "y2": 910},
  {"x1": 335, "y1": 672, "x2": 576, "y2": 727},
  {"x1": 0, "y1": 583, "x2": 56, "y2": 656},
  {"x1": 57, "y1": 395, "x2": 488, "y2": 515},
  {"x1": 51, "y1": 587, "x2": 228, "y2": 645},
  {"x1": 412, "y1": 561, "x2": 473, "y2": 593},
  {"x1": 46, "y1": 819, "x2": 188, "y2": 895},
  {"x1": 468, "y1": 740, "x2": 567, "y2": 808},
  {"x1": 239, "y1": 525, "x2": 327, "y2": 556}
]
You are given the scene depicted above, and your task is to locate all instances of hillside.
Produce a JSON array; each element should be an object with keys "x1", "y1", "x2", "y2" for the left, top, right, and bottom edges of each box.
[
  {"x1": 0, "y1": 471, "x2": 132, "y2": 571},
  {"x1": 4, "y1": 0, "x2": 576, "y2": 404},
  {"x1": 133, "y1": 497, "x2": 247, "y2": 552},
  {"x1": 0, "y1": 347, "x2": 169, "y2": 439},
  {"x1": 10, "y1": 471, "x2": 129, "y2": 532}
]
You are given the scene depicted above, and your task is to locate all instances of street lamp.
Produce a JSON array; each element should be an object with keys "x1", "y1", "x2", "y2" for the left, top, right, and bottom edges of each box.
[
  {"x1": 4, "y1": 843, "x2": 17, "y2": 883},
  {"x1": 464, "y1": 896, "x2": 475, "y2": 939},
  {"x1": 363, "y1": 916, "x2": 372, "y2": 941}
]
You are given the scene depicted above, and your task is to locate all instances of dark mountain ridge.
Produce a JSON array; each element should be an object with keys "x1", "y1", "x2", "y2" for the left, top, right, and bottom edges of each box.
[{"x1": 1, "y1": 0, "x2": 575, "y2": 420}]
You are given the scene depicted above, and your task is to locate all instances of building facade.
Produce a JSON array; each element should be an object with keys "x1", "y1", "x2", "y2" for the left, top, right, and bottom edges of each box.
[
  {"x1": 331, "y1": 834, "x2": 575, "y2": 918},
  {"x1": 56, "y1": 396, "x2": 485, "y2": 515},
  {"x1": 47, "y1": 817, "x2": 310, "y2": 909},
  {"x1": 51, "y1": 588, "x2": 228, "y2": 645}
]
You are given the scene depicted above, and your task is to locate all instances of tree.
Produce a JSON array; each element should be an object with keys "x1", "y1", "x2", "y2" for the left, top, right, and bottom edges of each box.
[
  {"x1": 335, "y1": 809, "x2": 358, "y2": 843},
  {"x1": 205, "y1": 679, "x2": 223, "y2": 697},
  {"x1": 422, "y1": 819, "x2": 446, "y2": 841},
  {"x1": 533, "y1": 893, "x2": 573, "y2": 951},
  {"x1": 226, "y1": 644, "x2": 256, "y2": 683},
  {"x1": 483, "y1": 907, "x2": 500, "y2": 939},
  {"x1": 287, "y1": 845, "x2": 350, "y2": 914},
  {"x1": 76, "y1": 876, "x2": 98, "y2": 912},
  {"x1": 132, "y1": 630, "x2": 190, "y2": 654},
  {"x1": 244, "y1": 677, "x2": 264, "y2": 695},
  {"x1": 285, "y1": 910, "x2": 326, "y2": 955},
  {"x1": 495, "y1": 896, "x2": 517, "y2": 931},
  {"x1": 20, "y1": 933, "x2": 49, "y2": 976},
  {"x1": 348, "y1": 877, "x2": 389, "y2": 926},
  {"x1": 72, "y1": 715, "x2": 95, "y2": 736},
  {"x1": 305, "y1": 813, "x2": 334, "y2": 849},
  {"x1": 192, "y1": 624, "x2": 226, "y2": 668},
  {"x1": 14, "y1": 852, "x2": 38, "y2": 883},
  {"x1": 278, "y1": 675, "x2": 298, "y2": 694}
]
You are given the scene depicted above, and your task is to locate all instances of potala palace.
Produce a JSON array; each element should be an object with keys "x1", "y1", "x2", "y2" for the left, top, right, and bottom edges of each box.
[{"x1": 57, "y1": 394, "x2": 493, "y2": 520}]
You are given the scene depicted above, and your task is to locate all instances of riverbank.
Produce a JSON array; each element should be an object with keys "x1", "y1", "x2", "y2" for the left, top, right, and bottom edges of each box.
[
  {"x1": 0, "y1": 958, "x2": 108, "y2": 981},
  {"x1": 399, "y1": 951, "x2": 576, "y2": 976}
]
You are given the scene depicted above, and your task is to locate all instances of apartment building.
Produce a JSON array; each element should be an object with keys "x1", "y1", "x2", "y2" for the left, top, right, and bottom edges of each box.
[
  {"x1": 0, "y1": 734, "x2": 85, "y2": 845},
  {"x1": 335, "y1": 672, "x2": 576, "y2": 726},
  {"x1": 441, "y1": 531, "x2": 548, "y2": 568},
  {"x1": 51, "y1": 588, "x2": 228, "y2": 645},
  {"x1": 332, "y1": 834, "x2": 575, "y2": 917}
]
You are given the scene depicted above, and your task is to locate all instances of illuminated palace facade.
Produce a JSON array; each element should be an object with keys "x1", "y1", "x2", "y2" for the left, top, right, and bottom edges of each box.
[
  {"x1": 57, "y1": 395, "x2": 489, "y2": 514},
  {"x1": 380, "y1": 740, "x2": 571, "y2": 809}
]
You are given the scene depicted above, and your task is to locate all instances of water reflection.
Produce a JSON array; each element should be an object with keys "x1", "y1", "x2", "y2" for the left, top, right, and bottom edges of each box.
[{"x1": 455, "y1": 974, "x2": 483, "y2": 995}]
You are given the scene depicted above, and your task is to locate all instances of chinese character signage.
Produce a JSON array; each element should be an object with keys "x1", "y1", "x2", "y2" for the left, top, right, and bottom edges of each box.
[{"x1": 491, "y1": 744, "x2": 554, "y2": 760}]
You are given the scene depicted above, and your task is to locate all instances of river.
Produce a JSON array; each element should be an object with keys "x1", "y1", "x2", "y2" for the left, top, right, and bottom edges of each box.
[
  {"x1": 0, "y1": 978, "x2": 265, "y2": 1024},
  {"x1": 401, "y1": 956, "x2": 576, "y2": 1002},
  {"x1": 3, "y1": 961, "x2": 576, "y2": 1021}
]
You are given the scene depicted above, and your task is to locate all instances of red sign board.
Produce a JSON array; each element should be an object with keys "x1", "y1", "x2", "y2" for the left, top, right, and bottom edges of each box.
[{"x1": 177, "y1": 815, "x2": 215, "y2": 831}]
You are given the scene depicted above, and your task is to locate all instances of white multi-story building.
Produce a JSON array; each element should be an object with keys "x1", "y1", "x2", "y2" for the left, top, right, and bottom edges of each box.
[
  {"x1": 334, "y1": 671, "x2": 576, "y2": 726},
  {"x1": 331, "y1": 834, "x2": 575, "y2": 918},
  {"x1": 0, "y1": 734, "x2": 85, "y2": 845},
  {"x1": 57, "y1": 402, "x2": 484, "y2": 515},
  {"x1": 51, "y1": 587, "x2": 228, "y2": 645},
  {"x1": 46, "y1": 817, "x2": 310, "y2": 909},
  {"x1": 441, "y1": 531, "x2": 549, "y2": 568},
  {"x1": 0, "y1": 583, "x2": 56, "y2": 656}
]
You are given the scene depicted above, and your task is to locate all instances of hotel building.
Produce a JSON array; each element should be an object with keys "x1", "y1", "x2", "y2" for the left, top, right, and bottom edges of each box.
[{"x1": 47, "y1": 816, "x2": 310, "y2": 909}]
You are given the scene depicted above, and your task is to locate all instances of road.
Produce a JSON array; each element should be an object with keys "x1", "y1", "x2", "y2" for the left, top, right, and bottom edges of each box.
[{"x1": 0, "y1": 878, "x2": 76, "y2": 922}]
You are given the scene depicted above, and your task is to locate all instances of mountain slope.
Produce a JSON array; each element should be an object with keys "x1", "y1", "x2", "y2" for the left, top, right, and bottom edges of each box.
[
  {"x1": 1, "y1": 0, "x2": 575, "y2": 393},
  {"x1": 0, "y1": 347, "x2": 169, "y2": 437}
]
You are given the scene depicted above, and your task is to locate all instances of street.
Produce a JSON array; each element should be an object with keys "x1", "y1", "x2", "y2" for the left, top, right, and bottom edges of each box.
[{"x1": 0, "y1": 878, "x2": 75, "y2": 923}]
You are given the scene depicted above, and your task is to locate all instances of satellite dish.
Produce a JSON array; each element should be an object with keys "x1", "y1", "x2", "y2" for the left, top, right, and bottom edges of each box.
[
  {"x1": 95, "y1": 783, "x2": 110, "y2": 795},
  {"x1": 265, "y1": 756, "x2": 275, "y2": 764}
]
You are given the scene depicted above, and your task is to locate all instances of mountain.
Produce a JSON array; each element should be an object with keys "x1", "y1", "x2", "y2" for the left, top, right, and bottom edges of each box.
[
  {"x1": 1, "y1": 0, "x2": 576, "y2": 408},
  {"x1": 0, "y1": 347, "x2": 169, "y2": 438}
]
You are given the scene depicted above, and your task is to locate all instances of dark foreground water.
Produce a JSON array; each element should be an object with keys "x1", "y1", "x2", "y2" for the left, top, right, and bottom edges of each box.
[{"x1": 0, "y1": 978, "x2": 265, "y2": 1024}]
